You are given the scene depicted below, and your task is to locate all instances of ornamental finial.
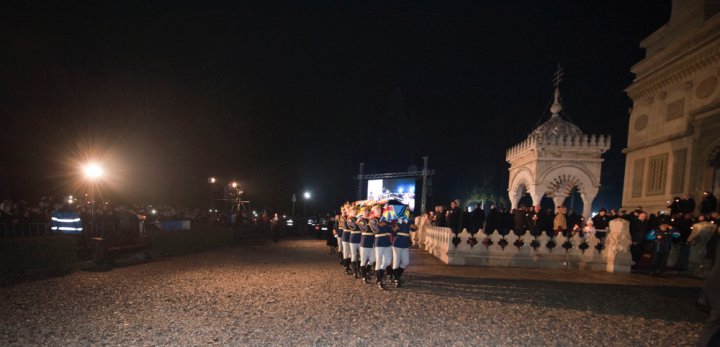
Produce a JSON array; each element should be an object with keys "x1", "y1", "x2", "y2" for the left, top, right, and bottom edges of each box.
[{"x1": 550, "y1": 64, "x2": 564, "y2": 116}]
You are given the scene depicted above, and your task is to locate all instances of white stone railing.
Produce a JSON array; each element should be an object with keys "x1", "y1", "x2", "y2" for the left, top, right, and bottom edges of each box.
[
  {"x1": 417, "y1": 217, "x2": 718, "y2": 276},
  {"x1": 423, "y1": 225, "x2": 456, "y2": 264},
  {"x1": 417, "y1": 217, "x2": 633, "y2": 273}
]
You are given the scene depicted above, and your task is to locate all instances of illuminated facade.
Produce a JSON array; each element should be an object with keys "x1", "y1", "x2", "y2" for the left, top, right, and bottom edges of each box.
[{"x1": 622, "y1": 0, "x2": 720, "y2": 213}]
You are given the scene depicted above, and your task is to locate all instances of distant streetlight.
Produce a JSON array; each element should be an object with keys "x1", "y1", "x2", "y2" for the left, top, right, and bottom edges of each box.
[
  {"x1": 303, "y1": 191, "x2": 311, "y2": 218},
  {"x1": 208, "y1": 177, "x2": 216, "y2": 184},
  {"x1": 231, "y1": 182, "x2": 238, "y2": 188}
]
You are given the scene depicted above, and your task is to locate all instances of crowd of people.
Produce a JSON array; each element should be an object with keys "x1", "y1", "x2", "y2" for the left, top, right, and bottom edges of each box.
[
  {"x1": 424, "y1": 192, "x2": 720, "y2": 276},
  {"x1": 0, "y1": 196, "x2": 215, "y2": 238}
]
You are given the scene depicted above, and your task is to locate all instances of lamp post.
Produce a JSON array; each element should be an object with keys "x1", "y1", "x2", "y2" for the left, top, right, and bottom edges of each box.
[
  {"x1": 83, "y1": 163, "x2": 103, "y2": 236},
  {"x1": 303, "y1": 191, "x2": 311, "y2": 219},
  {"x1": 208, "y1": 177, "x2": 216, "y2": 223},
  {"x1": 292, "y1": 194, "x2": 297, "y2": 218}
]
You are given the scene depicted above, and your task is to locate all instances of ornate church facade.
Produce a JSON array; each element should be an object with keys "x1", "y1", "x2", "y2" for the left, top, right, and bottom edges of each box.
[{"x1": 622, "y1": 0, "x2": 720, "y2": 213}]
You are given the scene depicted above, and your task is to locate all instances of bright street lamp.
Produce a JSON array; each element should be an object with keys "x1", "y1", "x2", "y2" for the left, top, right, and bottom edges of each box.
[
  {"x1": 303, "y1": 191, "x2": 311, "y2": 218},
  {"x1": 82, "y1": 162, "x2": 103, "y2": 237},
  {"x1": 83, "y1": 163, "x2": 103, "y2": 180}
]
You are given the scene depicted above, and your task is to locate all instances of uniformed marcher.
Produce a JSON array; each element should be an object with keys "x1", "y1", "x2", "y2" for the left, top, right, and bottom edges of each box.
[
  {"x1": 373, "y1": 203, "x2": 393, "y2": 289},
  {"x1": 358, "y1": 206, "x2": 375, "y2": 283},
  {"x1": 391, "y1": 203, "x2": 416, "y2": 287},
  {"x1": 340, "y1": 204, "x2": 353, "y2": 275},
  {"x1": 333, "y1": 213, "x2": 343, "y2": 262},
  {"x1": 347, "y1": 205, "x2": 362, "y2": 278}
]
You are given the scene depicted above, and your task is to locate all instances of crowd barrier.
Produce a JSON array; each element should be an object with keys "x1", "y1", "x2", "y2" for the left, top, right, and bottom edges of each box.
[{"x1": 417, "y1": 217, "x2": 717, "y2": 276}]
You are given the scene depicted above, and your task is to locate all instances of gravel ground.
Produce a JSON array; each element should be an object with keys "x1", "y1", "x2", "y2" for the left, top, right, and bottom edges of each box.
[{"x1": 0, "y1": 237, "x2": 707, "y2": 346}]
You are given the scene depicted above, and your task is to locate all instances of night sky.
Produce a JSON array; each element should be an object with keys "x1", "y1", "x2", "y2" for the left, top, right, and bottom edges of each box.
[{"x1": 0, "y1": 1, "x2": 672, "y2": 214}]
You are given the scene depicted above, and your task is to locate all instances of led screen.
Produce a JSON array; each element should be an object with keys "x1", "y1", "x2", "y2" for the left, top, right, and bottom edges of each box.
[{"x1": 367, "y1": 178, "x2": 416, "y2": 211}]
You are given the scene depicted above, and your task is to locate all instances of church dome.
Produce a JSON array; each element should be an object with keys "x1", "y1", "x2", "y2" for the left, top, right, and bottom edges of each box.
[
  {"x1": 531, "y1": 114, "x2": 583, "y2": 138},
  {"x1": 530, "y1": 87, "x2": 583, "y2": 139}
]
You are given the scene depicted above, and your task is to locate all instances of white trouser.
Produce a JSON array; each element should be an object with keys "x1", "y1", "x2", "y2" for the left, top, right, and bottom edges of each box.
[
  {"x1": 342, "y1": 241, "x2": 351, "y2": 259},
  {"x1": 375, "y1": 246, "x2": 392, "y2": 271},
  {"x1": 392, "y1": 247, "x2": 409, "y2": 269},
  {"x1": 336, "y1": 236, "x2": 343, "y2": 252},
  {"x1": 359, "y1": 246, "x2": 375, "y2": 266},
  {"x1": 349, "y1": 242, "x2": 360, "y2": 262}
]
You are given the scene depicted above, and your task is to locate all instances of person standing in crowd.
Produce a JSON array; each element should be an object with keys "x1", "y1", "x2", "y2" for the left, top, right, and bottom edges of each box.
[
  {"x1": 461, "y1": 203, "x2": 471, "y2": 234},
  {"x1": 470, "y1": 203, "x2": 485, "y2": 234},
  {"x1": 645, "y1": 222, "x2": 680, "y2": 276},
  {"x1": 435, "y1": 205, "x2": 447, "y2": 227},
  {"x1": 527, "y1": 205, "x2": 542, "y2": 237},
  {"x1": 669, "y1": 197, "x2": 683, "y2": 215},
  {"x1": 701, "y1": 191, "x2": 718, "y2": 215},
  {"x1": 326, "y1": 214, "x2": 338, "y2": 255},
  {"x1": 698, "y1": 235, "x2": 720, "y2": 346},
  {"x1": 446, "y1": 200, "x2": 461, "y2": 234},
  {"x1": 485, "y1": 204, "x2": 499, "y2": 234},
  {"x1": 513, "y1": 207, "x2": 526, "y2": 235},
  {"x1": 542, "y1": 208, "x2": 555, "y2": 236},
  {"x1": 500, "y1": 208, "x2": 513, "y2": 236},
  {"x1": 592, "y1": 208, "x2": 610, "y2": 240},
  {"x1": 630, "y1": 211, "x2": 649, "y2": 267},
  {"x1": 680, "y1": 193, "x2": 696, "y2": 214},
  {"x1": 674, "y1": 212, "x2": 695, "y2": 271},
  {"x1": 582, "y1": 220, "x2": 596, "y2": 239},
  {"x1": 553, "y1": 206, "x2": 567, "y2": 237},
  {"x1": 566, "y1": 209, "x2": 582, "y2": 237}
]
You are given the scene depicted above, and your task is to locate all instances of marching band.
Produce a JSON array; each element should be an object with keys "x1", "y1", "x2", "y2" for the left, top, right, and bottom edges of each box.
[{"x1": 332, "y1": 199, "x2": 417, "y2": 289}]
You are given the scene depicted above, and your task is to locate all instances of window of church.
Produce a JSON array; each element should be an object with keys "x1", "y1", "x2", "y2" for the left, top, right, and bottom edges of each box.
[
  {"x1": 671, "y1": 148, "x2": 687, "y2": 194},
  {"x1": 646, "y1": 153, "x2": 668, "y2": 196},
  {"x1": 631, "y1": 158, "x2": 645, "y2": 198}
]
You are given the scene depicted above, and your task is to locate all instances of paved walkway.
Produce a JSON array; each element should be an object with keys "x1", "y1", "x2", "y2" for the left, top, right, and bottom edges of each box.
[{"x1": 0, "y1": 237, "x2": 707, "y2": 346}]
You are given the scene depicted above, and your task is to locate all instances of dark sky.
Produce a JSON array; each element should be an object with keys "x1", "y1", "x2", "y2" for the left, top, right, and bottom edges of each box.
[{"x1": 0, "y1": 0, "x2": 671, "y2": 213}]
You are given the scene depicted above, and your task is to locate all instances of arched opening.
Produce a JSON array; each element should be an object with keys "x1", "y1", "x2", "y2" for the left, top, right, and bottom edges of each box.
[
  {"x1": 563, "y1": 187, "x2": 585, "y2": 228},
  {"x1": 518, "y1": 192, "x2": 533, "y2": 208},
  {"x1": 540, "y1": 195, "x2": 554, "y2": 211}
]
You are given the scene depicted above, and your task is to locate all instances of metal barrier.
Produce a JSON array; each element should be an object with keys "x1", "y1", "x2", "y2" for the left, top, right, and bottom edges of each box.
[{"x1": 0, "y1": 223, "x2": 51, "y2": 238}]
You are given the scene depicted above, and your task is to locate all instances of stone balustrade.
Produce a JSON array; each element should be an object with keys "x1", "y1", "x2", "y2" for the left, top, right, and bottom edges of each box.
[
  {"x1": 505, "y1": 133, "x2": 611, "y2": 160},
  {"x1": 419, "y1": 217, "x2": 717, "y2": 276}
]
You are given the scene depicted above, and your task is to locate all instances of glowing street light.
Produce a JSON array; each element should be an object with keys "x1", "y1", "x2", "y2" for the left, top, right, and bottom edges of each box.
[
  {"x1": 208, "y1": 177, "x2": 216, "y2": 184},
  {"x1": 82, "y1": 162, "x2": 103, "y2": 237},
  {"x1": 303, "y1": 191, "x2": 311, "y2": 218},
  {"x1": 231, "y1": 182, "x2": 238, "y2": 188},
  {"x1": 83, "y1": 163, "x2": 103, "y2": 180}
]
